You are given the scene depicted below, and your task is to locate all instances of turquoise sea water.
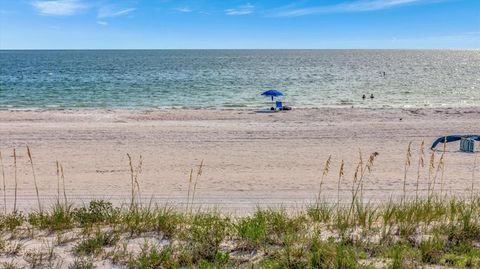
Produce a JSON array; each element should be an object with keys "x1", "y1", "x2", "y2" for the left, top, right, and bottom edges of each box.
[{"x1": 0, "y1": 50, "x2": 479, "y2": 109}]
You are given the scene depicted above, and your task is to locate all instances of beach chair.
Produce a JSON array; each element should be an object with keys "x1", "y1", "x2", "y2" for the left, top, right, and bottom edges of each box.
[
  {"x1": 276, "y1": 101, "x2": 283, "y2": 110},
  {"x1": 460, "y1": 137, "x2": 475, "y2": 153}
]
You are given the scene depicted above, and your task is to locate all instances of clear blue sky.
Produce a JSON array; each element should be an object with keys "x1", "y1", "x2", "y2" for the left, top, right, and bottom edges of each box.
[{"x1": 0, "y1": 0, "x2": 479, "y2": 49}]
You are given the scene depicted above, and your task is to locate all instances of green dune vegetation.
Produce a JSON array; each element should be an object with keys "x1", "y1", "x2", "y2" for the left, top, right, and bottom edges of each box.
[{"x1": 0, "y1": 145, "x2": 479, "y2": 268}]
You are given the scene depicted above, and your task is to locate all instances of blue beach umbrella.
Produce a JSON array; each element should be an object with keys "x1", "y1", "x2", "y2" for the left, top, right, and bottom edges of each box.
[{"x1": 261, "y1": 89, "x2": 284, "y2": 101}]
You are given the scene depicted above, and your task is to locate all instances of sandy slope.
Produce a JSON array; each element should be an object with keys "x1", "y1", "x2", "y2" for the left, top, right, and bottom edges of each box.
[{"x1": 0, "y1": 107, "x2": 478, "y2": 212}]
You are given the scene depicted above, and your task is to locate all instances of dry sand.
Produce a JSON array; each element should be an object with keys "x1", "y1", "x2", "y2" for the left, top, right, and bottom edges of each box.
[{"x1": 0, "y1": 107, "x2": 479, "y2": 213}]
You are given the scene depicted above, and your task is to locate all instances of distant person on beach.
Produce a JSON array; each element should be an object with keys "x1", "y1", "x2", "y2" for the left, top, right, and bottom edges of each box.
[
  {"x1": 362, "y1": 94, "x2": 366, "y2": 100},
  {"x1": 370, "y1": 94, "x2": 374, "y2": 99}
]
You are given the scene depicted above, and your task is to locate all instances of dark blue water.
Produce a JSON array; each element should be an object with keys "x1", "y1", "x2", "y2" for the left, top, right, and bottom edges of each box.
[{"x1": 1, "y1": 50, "x2": 479, "y2": 109}]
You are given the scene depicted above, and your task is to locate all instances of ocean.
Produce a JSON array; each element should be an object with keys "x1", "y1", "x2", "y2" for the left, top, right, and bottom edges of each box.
[{"x1": 0, "y1": 49, "x2": 479, "y2": 109}]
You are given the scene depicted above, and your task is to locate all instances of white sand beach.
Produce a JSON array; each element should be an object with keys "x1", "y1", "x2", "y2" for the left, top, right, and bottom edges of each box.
[{"x1": 0, "y1": 107, "x2": 478, "y2": 212}]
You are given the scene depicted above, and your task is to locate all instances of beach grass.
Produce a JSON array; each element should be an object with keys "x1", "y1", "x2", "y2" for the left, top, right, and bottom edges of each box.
[
  {"x1": 0, "y1": 145, "x2": 479, "y2": 268},
  {"x1": 1, "y1": 196, "x2": 480, "y2": 268}
]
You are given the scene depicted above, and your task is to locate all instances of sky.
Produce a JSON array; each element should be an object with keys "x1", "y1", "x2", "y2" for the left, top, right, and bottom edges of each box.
[{"x1": 0, "y1": 0, "x2": 479, "y2": 49}]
